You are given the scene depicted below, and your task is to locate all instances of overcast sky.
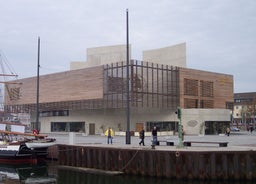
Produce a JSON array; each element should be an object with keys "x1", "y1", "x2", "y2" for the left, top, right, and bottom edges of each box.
[{"x1": 0, "y1": 0, "x2": 255, "y2": 93}]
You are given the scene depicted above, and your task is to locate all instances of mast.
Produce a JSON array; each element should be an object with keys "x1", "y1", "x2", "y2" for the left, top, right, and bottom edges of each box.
[
  {"x1": 35, "y1": 37, "x2": 40, "y2": 131},
  {"x1": 0, "y1": 52, "x2": 22, "y2": 108}
]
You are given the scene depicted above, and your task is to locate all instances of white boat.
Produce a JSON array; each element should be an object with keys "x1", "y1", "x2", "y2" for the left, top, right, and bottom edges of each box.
[
  {"x1": 0, "y1": 122, "x2": 55, "y2": 164},
  {"x1": 25, "y1": 141, "x2": 56, "y2": 149}
]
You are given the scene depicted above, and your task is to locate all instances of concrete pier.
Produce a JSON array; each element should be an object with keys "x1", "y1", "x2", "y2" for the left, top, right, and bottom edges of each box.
[{"x1": 47, "y1": 132, "x2": 256, "y2": 180}]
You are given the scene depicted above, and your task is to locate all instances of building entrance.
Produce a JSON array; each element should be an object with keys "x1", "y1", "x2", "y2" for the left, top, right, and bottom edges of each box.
[
  {"x1": 205, "y1": 121, "x2": 230, "y2": 135},
  {"x1": 89, "y1": 123, "x2": 95, "y2": 135}
]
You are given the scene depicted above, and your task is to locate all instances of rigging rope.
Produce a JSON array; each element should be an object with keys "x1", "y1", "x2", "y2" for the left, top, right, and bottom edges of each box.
[{"x1": 0, "y1": 50, "x2": 19, "y2": 77}]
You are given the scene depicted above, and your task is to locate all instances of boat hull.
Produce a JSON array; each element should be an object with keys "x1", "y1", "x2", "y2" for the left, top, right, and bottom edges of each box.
[
  {"x1": 0, "y1": 142, "x2": 50, "y2": 164},
  {"x1": 0, "y1": 157, "x2": 38, "y2": 164},
  {"x1": 25, "y1": 142, "x2": 56, "y2": 149}
]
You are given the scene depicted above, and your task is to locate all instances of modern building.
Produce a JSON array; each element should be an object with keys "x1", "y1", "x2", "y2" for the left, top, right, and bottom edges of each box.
[
  {"x1": 233, "y1": 92, "x2": 256, "y2": 130},
  {"x1": 4, "y1": 43, "x2": 233, "y2": 135}
]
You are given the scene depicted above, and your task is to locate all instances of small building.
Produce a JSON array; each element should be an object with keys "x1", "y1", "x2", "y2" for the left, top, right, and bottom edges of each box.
[
  {"x1": 4, "y1": 43, "x2": 233, "y2": 135},
  {"x1": 233, "y1": 92, "x2": 256, "y2": 130}
]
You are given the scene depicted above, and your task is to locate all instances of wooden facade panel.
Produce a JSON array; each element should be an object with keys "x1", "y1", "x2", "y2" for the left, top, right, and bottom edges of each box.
[
  {"x1": 179, "y1": 68, "x2": 233, "y2": 109},
  {"x1": 5, "y1": 66, "x2": 104, "y2": 105},
  {"x1": 4, "y1": 61, "x2": 233, "y2": 111}
]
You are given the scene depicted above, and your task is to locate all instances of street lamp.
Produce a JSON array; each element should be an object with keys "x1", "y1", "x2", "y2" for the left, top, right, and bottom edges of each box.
[{"x1": 176, "y1": 107, "x2": 184, "y2": 147}]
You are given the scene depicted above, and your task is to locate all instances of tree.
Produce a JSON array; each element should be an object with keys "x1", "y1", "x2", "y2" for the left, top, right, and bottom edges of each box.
[{"x1": 244, "y1": 96, "x2": 256, "y2": 125}]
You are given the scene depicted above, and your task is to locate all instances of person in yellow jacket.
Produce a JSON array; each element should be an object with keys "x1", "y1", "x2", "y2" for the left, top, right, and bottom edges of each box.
[{"x1": 105, "y1": 127, "x2": 114, "y2": 144}]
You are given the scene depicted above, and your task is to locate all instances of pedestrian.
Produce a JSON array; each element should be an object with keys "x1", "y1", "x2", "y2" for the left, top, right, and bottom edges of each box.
[
  {"x1": 250, "y1": 126, "x2": 254, "y2": 133},
  {"x1": 139, "y1": 128, "x2": 145, "y2": 146},
  {"x1": 226, "y1": 127, "x2": 230, "y2": 136},
  {"x1": 105, "y1": 127, "x2": 114, "y2": 144},
  {"x1": 181, "y1": 125, "x2": 185, "y2": 141},
  {"x1": 152, "y1": 126, "x2": 158, "y2": 145}
]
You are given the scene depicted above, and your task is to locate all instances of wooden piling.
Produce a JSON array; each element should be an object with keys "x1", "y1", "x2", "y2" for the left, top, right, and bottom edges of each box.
[{"x1": 55, "y1": 144, "x2": 256, "y2": 180}]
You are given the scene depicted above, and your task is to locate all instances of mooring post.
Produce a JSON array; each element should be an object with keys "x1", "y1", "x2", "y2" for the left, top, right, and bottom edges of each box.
[{"x1": 69, "y1": 132, "x2": 75, "y2": 145}]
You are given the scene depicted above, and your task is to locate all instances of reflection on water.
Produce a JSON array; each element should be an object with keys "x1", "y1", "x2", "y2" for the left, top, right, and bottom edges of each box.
[
  {"x1": 1, "y1": 162, "x2": 256, "y2": 184},
  {"x1": 57, "y1": 168, "x2": 256, "y2": 184},
  {"x1": 0, "y1": 162, "x2": 56, "y2": 184}
]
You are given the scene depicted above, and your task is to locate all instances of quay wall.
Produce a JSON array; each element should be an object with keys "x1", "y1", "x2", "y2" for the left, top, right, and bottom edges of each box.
[{"x1": 55, "y1": 144, "x2": 256, "y2": 180}]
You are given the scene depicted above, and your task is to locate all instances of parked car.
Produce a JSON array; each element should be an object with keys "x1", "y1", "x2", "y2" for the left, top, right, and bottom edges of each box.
[{"x1": 230, "y1": 127, "x2": 240, "y2": 131}]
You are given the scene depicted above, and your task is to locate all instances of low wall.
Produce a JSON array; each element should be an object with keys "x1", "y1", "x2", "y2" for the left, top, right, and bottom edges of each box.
[{"x1": 57, "y1": 144, "x2": 256, "y2": 180}]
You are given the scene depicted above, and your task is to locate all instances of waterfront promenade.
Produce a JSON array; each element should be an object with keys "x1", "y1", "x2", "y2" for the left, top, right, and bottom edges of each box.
[{"x1": 49, "y1": 130, "x2": 256, "y2": 150}]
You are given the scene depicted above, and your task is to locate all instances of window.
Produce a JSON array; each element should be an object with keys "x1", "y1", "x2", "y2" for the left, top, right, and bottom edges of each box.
[
  {"x1": 146, "y1": 121, "x2": 178, "y2": 132},
  {"x1": 40, "y1": 110, "x2": 69, "y2": 117},
  {"x1": 51, "y1": 122, "x2": 85, "y2": 132},
  {"x1": 200, "y1": 81, "x2": 213, "y2": 97},
  {"x1": 184, "y1": 98, "x2": 198, "y2": 108},
  {"x1": 184, "y1": 79, "x2": 198, "y2": 96},
  {"x1": 107, "y1": 76, "x2": 125, "y2": 93},
  {"x1": 203, "y1": 100, "x2": 214, "y2": 108},
  {"x1": 234, "y1": 99, "x2": 241, "y2": 103}
]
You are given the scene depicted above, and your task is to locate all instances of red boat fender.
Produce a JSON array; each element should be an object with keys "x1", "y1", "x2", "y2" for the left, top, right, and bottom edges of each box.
[{"x1": 33, "y1": 129, "x2": 39, "y2": 135}]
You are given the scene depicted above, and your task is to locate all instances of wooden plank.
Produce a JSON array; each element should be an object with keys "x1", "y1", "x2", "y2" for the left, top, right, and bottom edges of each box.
[{"x1": 0, "y1": 130, "x2": 47, "y2": 138}]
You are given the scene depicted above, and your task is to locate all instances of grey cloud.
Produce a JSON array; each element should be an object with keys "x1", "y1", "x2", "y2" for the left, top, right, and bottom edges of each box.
[{"x1": 0, "y1": 0, "x2": 255, "y2": 92}]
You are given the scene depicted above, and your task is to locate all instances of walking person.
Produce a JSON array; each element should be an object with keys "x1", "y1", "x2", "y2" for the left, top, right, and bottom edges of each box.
[
  {"x1": 226, "y1": 127, "x2": 230, "y2": 136},
  {"x1": 152, "y1": 126, "x2": 158, "y2": 145},
  {"x1": 139, "y1": 128, "x2": 145, "y2": 146},
  {"x1": 105, "y1": 127, "x2": 114, "y2": 144},
  {"x1": 250, "y1": 126, "x2": 254, "y2": 134}
]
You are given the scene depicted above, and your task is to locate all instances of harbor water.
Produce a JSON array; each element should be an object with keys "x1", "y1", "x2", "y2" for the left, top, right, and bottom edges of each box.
[
  {"x1": 1, "y1": 132, "x2": 256, "y2": 183},
  {"x1": 0, "y1": 161, "x2": 255, "y2": 184}
]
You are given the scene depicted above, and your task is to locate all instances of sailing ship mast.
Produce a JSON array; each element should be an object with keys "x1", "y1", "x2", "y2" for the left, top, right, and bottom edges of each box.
[{"x1": 0, "y1": 51, "x2": 22, "y2": 121}]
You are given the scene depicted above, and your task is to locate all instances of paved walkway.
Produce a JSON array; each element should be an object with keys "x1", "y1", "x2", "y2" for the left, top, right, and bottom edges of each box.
[{"x1": 47, "y1": 130, "x2": 256, "y2": 151}]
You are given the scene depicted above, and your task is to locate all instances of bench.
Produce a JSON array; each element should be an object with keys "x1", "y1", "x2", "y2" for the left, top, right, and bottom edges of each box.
[
  {"x1": 183, "y1": 141, "x2": 228, "y2": 147},
  {"x1": 154, "y1": 140, "x2": 174, "y2": 146},
  {"x1": 151, "y1": 140, "x2": 174, "y2": 149}
]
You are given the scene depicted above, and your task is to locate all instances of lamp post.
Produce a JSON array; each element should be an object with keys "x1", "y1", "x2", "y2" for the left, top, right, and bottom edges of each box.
[
  {"x1": 125, "y1": 9, "x2": 131, "y2": 144},
  {"x1": 176, "y1": 107, "x2": 184, "y2": 147}
]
